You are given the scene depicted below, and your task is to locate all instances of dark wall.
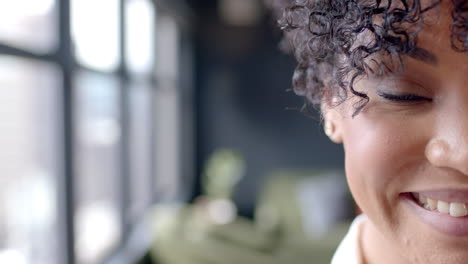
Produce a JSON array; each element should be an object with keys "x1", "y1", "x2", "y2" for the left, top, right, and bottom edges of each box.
[{"x1": 191, "y1": 1, "x2": 345, "y2": 216}]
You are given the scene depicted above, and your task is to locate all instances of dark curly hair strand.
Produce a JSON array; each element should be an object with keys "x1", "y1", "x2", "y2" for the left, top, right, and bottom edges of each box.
[{"x1": 265, "y1": 0, "x2": 468, "y2": 115}]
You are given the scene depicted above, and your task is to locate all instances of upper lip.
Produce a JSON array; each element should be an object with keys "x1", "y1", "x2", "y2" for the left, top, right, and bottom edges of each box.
[{"x1": 411, "y1": 190, "x2": 468, "y2": 203}]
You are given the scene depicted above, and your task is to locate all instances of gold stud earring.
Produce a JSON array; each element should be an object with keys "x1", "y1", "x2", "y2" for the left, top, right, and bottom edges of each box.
[{"x1": 324, "y1": 120, "x2": 335, "y2": 137}]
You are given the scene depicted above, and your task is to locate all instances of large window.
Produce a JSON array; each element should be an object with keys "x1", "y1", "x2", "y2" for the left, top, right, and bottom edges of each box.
[
  {"x1": 0, "y1": 56, "x2": 61, "y2": 264},
  {"x1": 0, "y1": 0, "x2": 193, "y2": 263},
  {"x1": 74, "y1": 71, "x2": 122, "y2": 264},
  {"x1": 0, "y1": 0, "x2": 57, "y2": 53}
]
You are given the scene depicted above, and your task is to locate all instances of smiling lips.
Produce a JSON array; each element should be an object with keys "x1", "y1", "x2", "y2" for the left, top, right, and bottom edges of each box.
[
  {"x1": 413, "y1": 192, "x2": 468, "y2": 217},
  {"x1": 404, "y1": 190, "x2": 468, "y2": 236}
]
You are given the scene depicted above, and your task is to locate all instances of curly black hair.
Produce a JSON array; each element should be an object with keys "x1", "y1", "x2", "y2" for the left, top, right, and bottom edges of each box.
[{"x1": 265, "y1": 0, "x2": 468, "y2": 115}]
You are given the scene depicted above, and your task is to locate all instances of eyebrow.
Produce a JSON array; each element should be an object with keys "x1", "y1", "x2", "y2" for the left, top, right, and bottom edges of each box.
[{"x1": 407, "y1": 47, "x2": 438, "y2": 66}]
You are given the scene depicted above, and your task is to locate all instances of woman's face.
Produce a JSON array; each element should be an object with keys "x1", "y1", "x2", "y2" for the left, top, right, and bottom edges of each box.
[{"x1": 330, "y1": 3, "x2": 468, "y2": 264}]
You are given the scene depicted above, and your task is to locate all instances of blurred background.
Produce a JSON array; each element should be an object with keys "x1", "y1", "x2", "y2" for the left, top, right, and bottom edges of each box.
[{"x1": 0, "y1": 0, "x2": 352, "y2": 263}]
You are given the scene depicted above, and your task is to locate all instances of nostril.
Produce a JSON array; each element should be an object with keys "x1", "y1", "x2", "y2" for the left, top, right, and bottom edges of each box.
[{"x1": 455, "y1": 153, "x2": 468, "y2": 176}]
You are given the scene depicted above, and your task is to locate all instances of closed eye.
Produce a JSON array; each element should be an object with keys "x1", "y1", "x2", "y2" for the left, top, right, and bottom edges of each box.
[{"x1": 377, "y1": 92, "x2": 433, "y2": 103}]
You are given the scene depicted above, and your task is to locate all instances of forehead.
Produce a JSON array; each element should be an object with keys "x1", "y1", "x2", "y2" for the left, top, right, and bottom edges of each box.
[
  {"x1": 417, "y1": 1, "x2": 451, "y2": 48},
  {"x1": 413, "y1": 2, "x2": 468, "y2": 71},
  {"x1": 365, "y1": 1, "x2": 468, "y2": 75}
]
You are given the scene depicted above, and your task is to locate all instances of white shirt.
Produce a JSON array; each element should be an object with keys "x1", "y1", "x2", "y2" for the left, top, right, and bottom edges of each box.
[{"x1": 331, "y1": 214, "x2": 367, "y2": 264}]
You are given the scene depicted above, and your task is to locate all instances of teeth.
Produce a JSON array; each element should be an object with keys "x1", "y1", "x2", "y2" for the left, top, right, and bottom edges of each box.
[
  {"x1": 437, "y1": 200, "x2": 450, "y2": 214},
  {"x1": 450, "y1": 203, "x2": 468, "y2": 217},
  {"x1": 414, "y1": 193, "x2": 468, "y2": 217},
  {"x1": 427, "y1": 198, "x2": 438, "y2": 210},
  {"x1": 418, "y1": 194, "x2": 427, "y2": 204}
]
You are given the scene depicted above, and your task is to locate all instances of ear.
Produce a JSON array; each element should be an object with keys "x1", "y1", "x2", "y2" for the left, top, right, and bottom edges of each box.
[{"x1": 321, "y1": 100, "x2": 343, "y2": 144}]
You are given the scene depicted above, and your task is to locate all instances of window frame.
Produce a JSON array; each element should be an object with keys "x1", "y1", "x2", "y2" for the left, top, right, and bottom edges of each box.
[{"x1": 0, "y1": 0, "x2": 194, "y2": 263}]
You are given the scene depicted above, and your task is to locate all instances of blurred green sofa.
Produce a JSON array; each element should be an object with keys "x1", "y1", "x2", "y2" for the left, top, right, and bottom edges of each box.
[{"x1": 138, "y1": 170, "x2": 353, "y2": 264}]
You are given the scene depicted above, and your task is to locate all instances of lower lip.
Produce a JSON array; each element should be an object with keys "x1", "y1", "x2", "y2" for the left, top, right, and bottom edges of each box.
[{"x1": 401, "y1": 193, "x2": 468, "y2": 237}]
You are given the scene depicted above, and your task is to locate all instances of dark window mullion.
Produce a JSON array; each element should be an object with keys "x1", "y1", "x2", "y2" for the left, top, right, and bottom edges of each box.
[
  {"x1": 0, "y1": 43, "x2": 57, "y2": 62},
  {"x1": 149, "y1": 75, "x2": 158, "y2": 204},
  {"x1": 57, "y1": 0, "x2": 76, "y2": 263},
  {"x1": 148, "y1": 0, "x2": 158, "y2": 205},
  {"x1": 118, "y1": 0, "x2": 132, "y2": 243}
]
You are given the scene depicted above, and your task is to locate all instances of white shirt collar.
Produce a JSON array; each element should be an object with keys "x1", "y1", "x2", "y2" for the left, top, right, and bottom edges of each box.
[{"x1": 331, "y1": 214, "x2": 367, "y2": 264}]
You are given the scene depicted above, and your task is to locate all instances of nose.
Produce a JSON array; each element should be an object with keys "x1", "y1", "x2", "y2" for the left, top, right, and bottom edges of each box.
[
  {"x1": 425, "y1": 87, "x2": 468, "y2": 175},
  {"x1": 425, "y1": 128, "x2": 468, "y2": 176}
]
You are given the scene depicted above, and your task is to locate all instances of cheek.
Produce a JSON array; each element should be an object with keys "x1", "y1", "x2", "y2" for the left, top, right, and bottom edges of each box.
[{"x1": 341, "y1": 115, "x2": 427, "y2": 215}]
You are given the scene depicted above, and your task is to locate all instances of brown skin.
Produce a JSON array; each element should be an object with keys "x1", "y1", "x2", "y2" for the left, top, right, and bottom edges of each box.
[{"x1": 324, "y1": 3, "x2": 468, "y2": 264}]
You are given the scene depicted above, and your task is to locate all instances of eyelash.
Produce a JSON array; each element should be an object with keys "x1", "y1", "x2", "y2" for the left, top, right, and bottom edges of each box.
[{"x1": 377, "y1": 92, "x2": 433, "y2": 103}]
